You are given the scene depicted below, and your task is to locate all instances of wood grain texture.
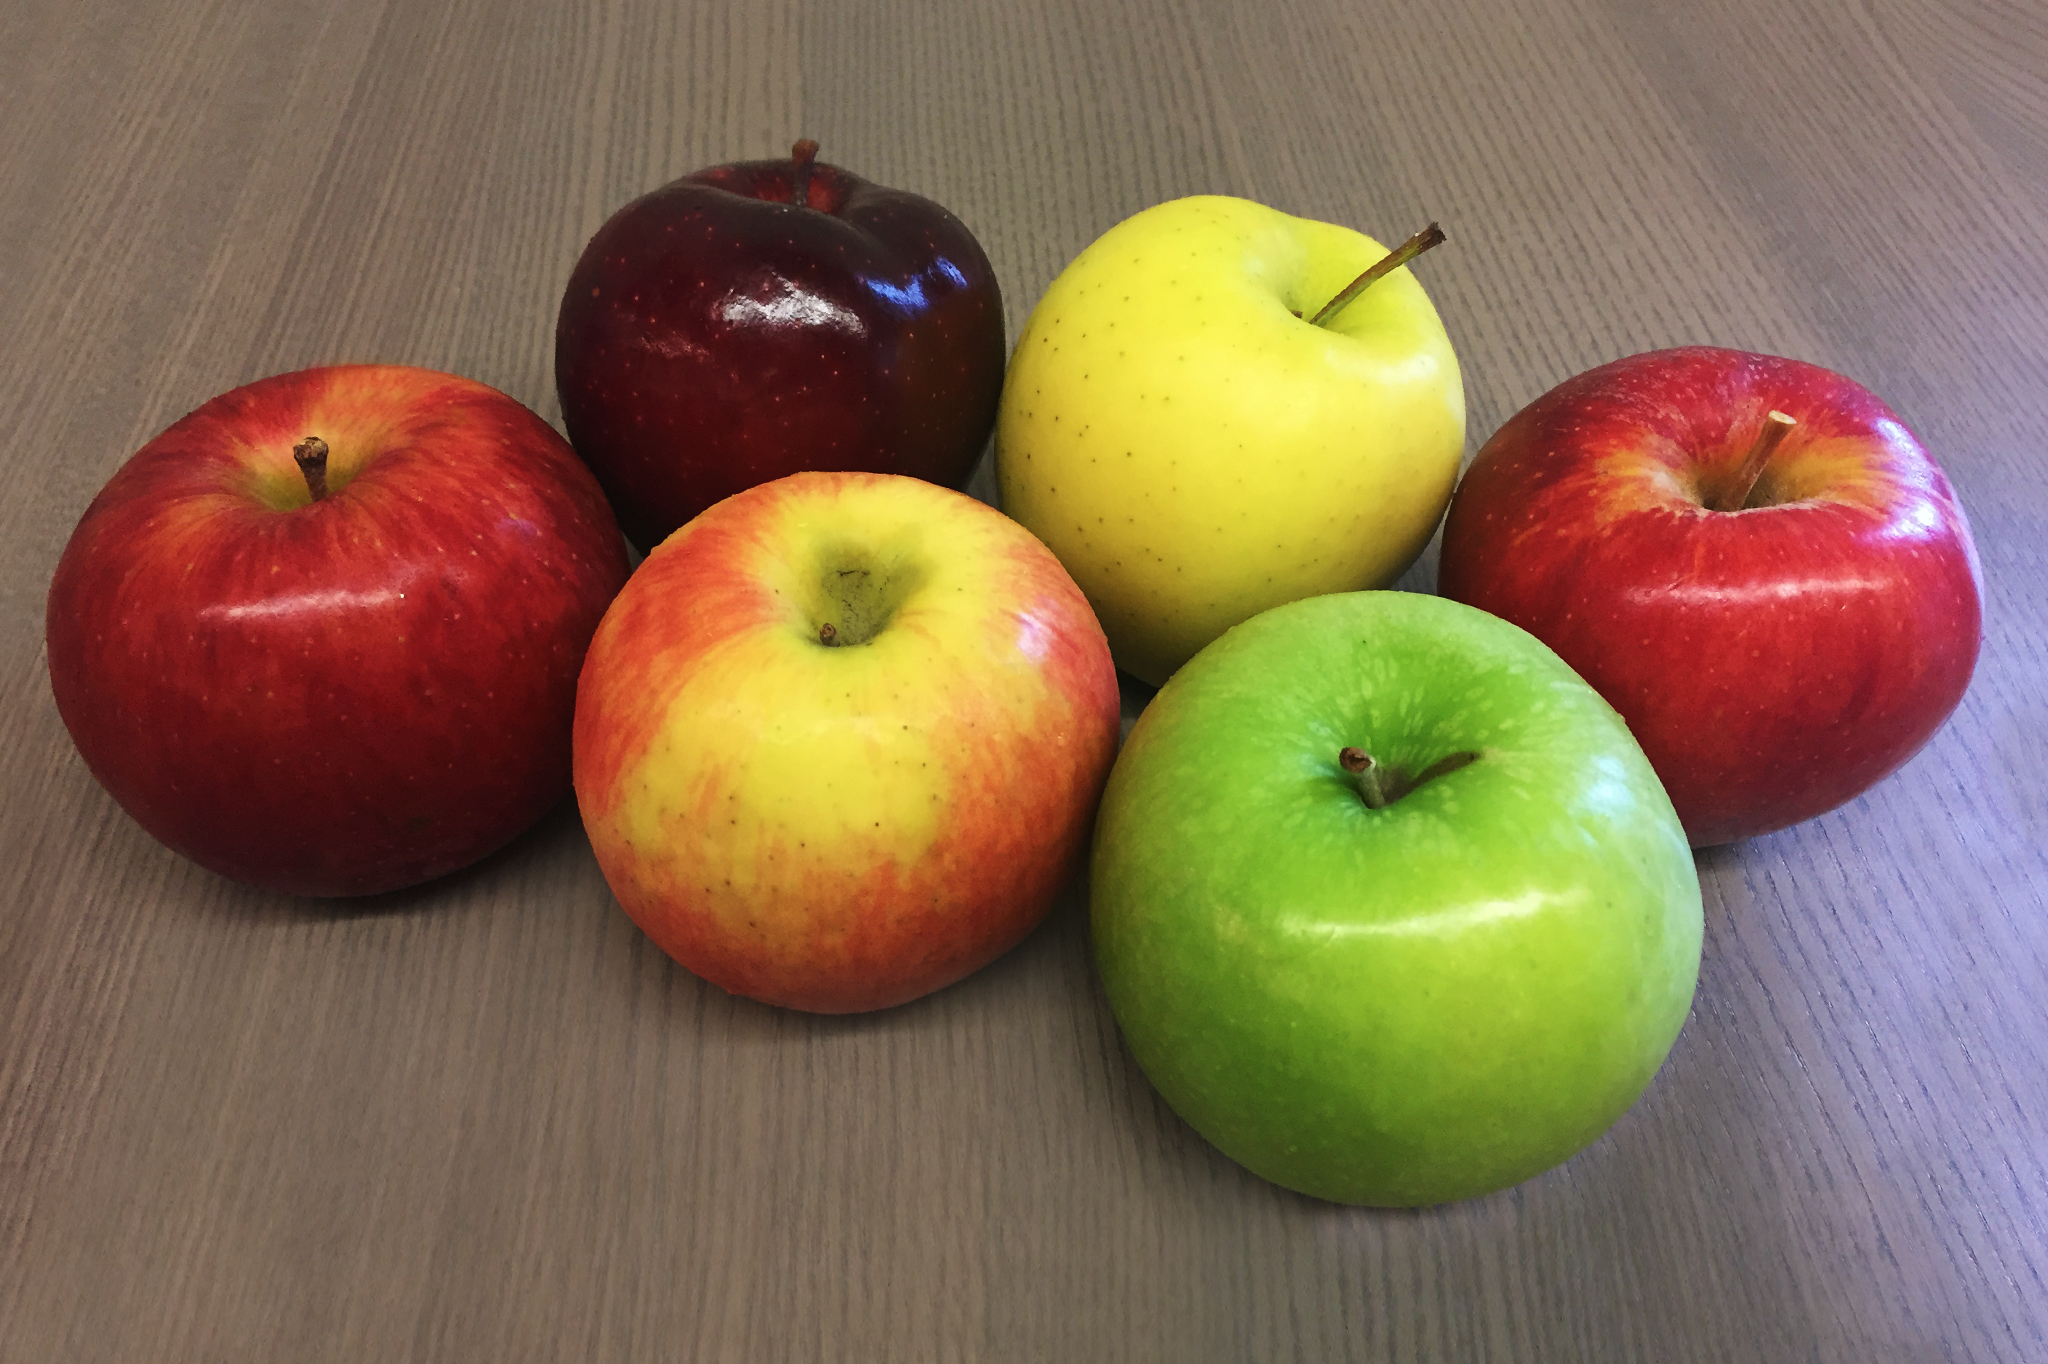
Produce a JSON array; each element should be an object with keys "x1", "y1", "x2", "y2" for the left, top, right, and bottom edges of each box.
[{"x1": 2, "y1": 0, "x2": 2043, "y2": 1358}]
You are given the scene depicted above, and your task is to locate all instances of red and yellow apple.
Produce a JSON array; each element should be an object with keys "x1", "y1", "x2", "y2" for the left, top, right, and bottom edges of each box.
[
  {"x1": 572, "y1": 470, "x2": 1122, "y2": 1012},
  {"x1": 45, "y1": 364, "x2": 630, "y2": 896},
  {"x1": 1438, "y1": 346, "x2": 1983, "y2": 845}
]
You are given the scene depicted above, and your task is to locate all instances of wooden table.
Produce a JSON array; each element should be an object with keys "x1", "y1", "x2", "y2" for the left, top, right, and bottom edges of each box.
[{"x1": 5, "y1": 0, "x2": 2043, "y2": 1358}]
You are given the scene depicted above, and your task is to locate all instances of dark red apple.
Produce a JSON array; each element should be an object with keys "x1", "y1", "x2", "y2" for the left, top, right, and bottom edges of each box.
[
  {"x1": 1437, "y1": 346, "x2": 1982, "y2": 846},
  {"x1": 555, "y1": 139, "x2": 1006, "y2": 553},
  {"x1": 46, "y1": 365, "x2": 630, "y2": 896}
]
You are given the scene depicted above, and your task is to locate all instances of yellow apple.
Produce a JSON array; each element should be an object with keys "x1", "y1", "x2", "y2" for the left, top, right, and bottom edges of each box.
[{"x1": 995, "y1": 196, "x2": 1465, "y2": 685}]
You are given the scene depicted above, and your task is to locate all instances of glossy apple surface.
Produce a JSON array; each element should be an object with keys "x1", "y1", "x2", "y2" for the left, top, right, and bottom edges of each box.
[
  {"x1": 573, "y1": 470, "x2": 1121, "y2": 1013},
  {"x1": 556, "y1": 141, "x2": 1006, "y2": 553},
  {"x1": 1092, "y1": 591, "x2": 1702, "y2": 1206},
  {"x1": 45, "y1": 365, "x2": 630, "y2": 897},
  {"x1": 996, "y1": 196, "x2": 1464, "y2": 685},
  {"x1": 1438, "y1": 346, "x2": 1983, "y2": 846}
]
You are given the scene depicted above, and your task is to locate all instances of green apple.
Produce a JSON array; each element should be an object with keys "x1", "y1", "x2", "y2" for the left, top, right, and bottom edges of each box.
[
  {"x1": 1092, "y1": 591, "x2": 1702, "y2": 1205},
  {"x1": 996, "y1": 197, "x2": 1465, "y2": 685}
]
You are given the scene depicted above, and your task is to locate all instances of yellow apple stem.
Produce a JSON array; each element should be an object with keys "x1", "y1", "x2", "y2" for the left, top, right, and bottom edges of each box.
[
  {"x1": 817, "y1": 622, "x2": 840, "y2": 646},
  {"x1": 1711, "y1": 410, "x2": 1798, "y2": 512},
  {"x1": 1307, "y1": 223, "x2": 1446, "y2": 329},
  {"x1": 292, "y1": 436, "x2": 330, "y2": 502},
  {"x1": 1339, "y1": 747, "x2": 1390, "y2": 809},
  {"x1": 792, "y1": 138, "x2": 820, "y2": 208}
]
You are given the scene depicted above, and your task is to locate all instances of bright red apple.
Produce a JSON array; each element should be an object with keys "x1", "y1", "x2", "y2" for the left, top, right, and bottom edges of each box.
[
  {"x1": 1437, "y1": 346, "x2": 1982, "y2": 846},
  {"x1": 555, "y1": 139, "x2": 1006, "y2": 553},
  {"x1": 572, "y1": 470, "x2": 1122, "y2": 1013},
  {"x1": 46, "y1": 365, "x2": 631, "y2": 896}
]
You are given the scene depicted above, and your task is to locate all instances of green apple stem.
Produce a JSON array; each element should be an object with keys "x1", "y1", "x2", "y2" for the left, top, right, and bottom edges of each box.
[
  {"x1": 292, "y1": 436, "x2": 330, "y2": 502},
  {"x1": 1340, "y1": 746, "x2": 1479, "y2": 809},
  {"x1": 791, "y1": 138, "x2": 819, "y2": 209},
  {"x1": 1339, "y1": 747, "x2": 1390, "y2": 809},
  {"x1": 1710, "y1": 410, "x2": 1798, "y2": 512},
  {"x1": 1307, "y1": 223, "x2": 1446, "y2": 329}
]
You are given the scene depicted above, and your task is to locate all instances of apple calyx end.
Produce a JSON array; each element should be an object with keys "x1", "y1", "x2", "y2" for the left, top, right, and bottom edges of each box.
[
  {"x1": 292, "y1": 436, "x2": 331, "y2": 503},
  {"x1": 1308, "y1": 222, "x2": 1445, "y2": 330}
]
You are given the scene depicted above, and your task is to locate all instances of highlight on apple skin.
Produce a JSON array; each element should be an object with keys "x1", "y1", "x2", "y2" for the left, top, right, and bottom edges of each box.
[
  {"x1": 1437, "y1": 345, "x2": 1983, "y2": 846},
  {"x1": 571, "y1": 470, "x2": 1123, "y2": 1014},
  {"x1": 45, "y1": 364, "x2": 632, "y2": 897}
]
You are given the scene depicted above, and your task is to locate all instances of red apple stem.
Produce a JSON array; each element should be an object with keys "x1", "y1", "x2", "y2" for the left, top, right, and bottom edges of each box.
[
  {"x1": 791, "y1": 138, "x2": 820, "y2": 209},
  {"x1": 1308, "y1": 223, "x2": 1445, "y2": 329},
  {"x1": 292, "y1": 436, "x2": 330, "y2": 502},
  {"x1": 1711, "y1": 410, "x2": 1798, "y2": 512},
  {"x1": 1339, "y1": 747, "x2": 1390, "y2": 809}
]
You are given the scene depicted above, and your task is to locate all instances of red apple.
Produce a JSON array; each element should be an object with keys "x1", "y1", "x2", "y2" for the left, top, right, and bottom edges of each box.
[
  {"x1": 46, "y1": 365, "x2": 631, "y2": 896},
  {"x1": 555, "y1": 139, "x2": 1006, "y2": 554},
  {"x1": 572, "y1": 470, "x2": 1121, "y2": 1013},
  {"x1": 1437, "y1": 346, "x2": 1982, "y2": 846}
]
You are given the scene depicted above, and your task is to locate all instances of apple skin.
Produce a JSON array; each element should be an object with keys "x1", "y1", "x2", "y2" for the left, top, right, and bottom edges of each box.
[
  {"x1": 572, "y1": 470, "x2": 1122, "y2": 1013},
  {"x1": 555, "y1": 144, "x2": 1006, "y2": 554},
  {"x1": 1092, "y1": 591, "x2": 1702, "y2": 1206},
  {"x1": 45, "y1": 365, "x2": 631, "y2": 897},
  {"x1": 1437, "y1": 346, "x2": 1983, "y2": 846},
  {"x1": 995, "y1": 195, "x2": 1465, "y2": 686}
]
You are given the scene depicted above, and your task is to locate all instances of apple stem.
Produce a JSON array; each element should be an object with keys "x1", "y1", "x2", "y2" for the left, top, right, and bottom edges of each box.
[
  {"x1": 1340, "y1": 746, "x2": 1479, "y2": 809},
  {"x1": 818, "y1": 622, "x2": 839, "y2": 646},
  {"x1": 791, "y1": 138, "x2": 820, "y2": 209},
  {"x1": 292, "y1": 436, "x2": 330, "y2": 502},
  {"x1": 1711, "y1": 410, "x2": 1798, "y2": 512},
  {"x1": 1339, "y1": 747, "x2": 1390, "y2": 809},
  {"x1": 1307, "y1": 223, "x2": 1445, "y2": 329}
]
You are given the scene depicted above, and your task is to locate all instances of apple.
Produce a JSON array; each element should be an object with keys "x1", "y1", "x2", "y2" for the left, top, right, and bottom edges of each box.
[
  {"x1": 995, "y1": 198, "x2": 1465, "y2": 685},
  {"x1": 45, "y1": 364, "x2": 631, "y2": 897},
  {"x1": 1437, "y1": 346, "x2": 1984, "y2": 846},
  {"x1": 1091, "y1": 590, "x2": 1702, "y2": 1205},
  {"x1": 555, "y1": 139, "x2": 1007, "y2": 554},
  {"x1": 572, "y1": 469, "x2": 1122, "y2": 1013}
]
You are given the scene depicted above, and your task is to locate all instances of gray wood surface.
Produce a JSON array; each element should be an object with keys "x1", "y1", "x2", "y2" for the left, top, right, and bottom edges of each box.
[{"x1": 4, "y1": 0, "x2": 2044, "y2": 1358}]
